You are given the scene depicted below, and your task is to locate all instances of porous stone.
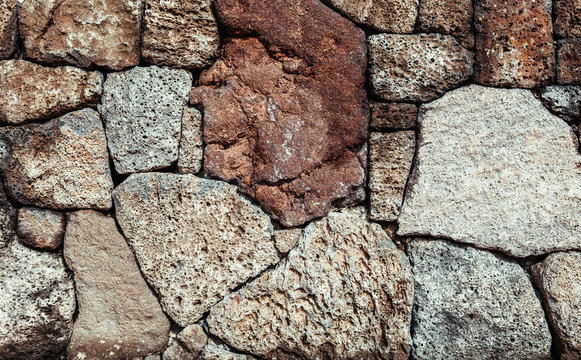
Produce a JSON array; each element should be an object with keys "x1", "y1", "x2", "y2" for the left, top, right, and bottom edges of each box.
[
  {"x1": 557, "y1": 39, "x2": 581, "y2": 85},
  {"x1": 368, "y1": 34, "x2": 473, "y2": 102},
  {"x1": 371, "y1": 102, "x2": 417, "y2": 131},
  {"x1": 0, "y1": 108, "x2": 113, "y2": 210},
  {"x1": 409, "y1": 239, "x2": 552, "y2": 360},
  {"x1": 273, "y1": 227, "x2": 302, "y2": 254},
  {"x1": 0, "y1": 0, "x2": 18, "y2": 59},
  {"x1": 19, "y1": 0, "x2": 142, "y2": 70},
  {"x1": 100, "y1": 66, "x2": 192, "y2": 174},
  {"x1": 0, "y1": 240, "x2": 75, "y2": 359},
  {"x1": 178, "y1": 107, "x2": 203, "y2": 174},
  {"x1": 398, "y1": 85, "x2": 581, "y2": 257},
  {"x1": 207, "y1": 210, "x2": 414, "y2": 359},
  {"x1": 369, "y1": 131, "x2": 415, "y2": 222},
  {"x1": 0, "y1": 186, "x2": 16, "y2": 247},
  {"x1": 474, "y1": 0, "x2": 554, "y2": 88},
  {"x1": 540, "y1": 86, "x2": 581, "y2": 123},
  {"x1": 417, "y1": 0, "x2": 474, "y2": 48},
  {"x1": 17, "y1": 207, "x2": 65, "y2": 250},
  {"x1": 192, "y1": 0, "x2": 368, "y2": 227},
  {"x1": 113, "y1": 173, "x2": 278, "y2": 326},
  {"x1": 554, "y1": 0, "x2": 581, "y2": 38},
  {"x1": 142, "y1": 0, "x2": 220, "y2": 69}
]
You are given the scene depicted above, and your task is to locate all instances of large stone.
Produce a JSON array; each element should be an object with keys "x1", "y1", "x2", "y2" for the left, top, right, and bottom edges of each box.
[
  {"x1": 557, "y1": 39, "x2": 581, "y2": 85},
  {"x1": 554, "y1": 0, "x2": 581, "y2": 38},
  {"x1": 417, "y1": 0, "x2": 474, "y2": 48},
  {"x1": 368, "y1": 34, "x2": 473, "y2": 102},
  {"x1": 398, "y1": 85, "x2": 581, "y2": 257},
  {"x1": 100, "y1": 66, "x2": 192, "y2": 174},
  {"x1": 0, "y1": 108, "x2": 113, "y2": 210},
  {"x1": 474, "y1": 0, "x2": 554, "y2": 88},
  {"x1": 409, "y1": 239, "x2": 552, "y2": 360},
  {"x1": 0, "y1": 240, "x2": 75, "y2": 359},
  {"x1": 207, "y1": 210, "x2": 414, "y2": 359},
  {"x1": 19, "y1": 0, "x2": 142, "y2": 70},
  {"x1": 64, "y1": 210, "x2": 169, "y2": 360},
  {"x1": 0, "y1": 0, "x2": 17, "y2": 59},
  {"x1": 0, "y1": 60, "x2": 103, "y2": 125},
  {"x1": 192, "y1": 0, "x2": 368, "y2": 227},
  {"x1": 178, "y1": 107, "x2": 203, "y2": 174},
  {"x1": 17, "y1": 207, "x2": 65, "y2": 250},
  {"x1": 142, "y1": 0, "x2": 220, "y2": 69},
  {"x1": 371, "y1": 102, "x2": 417, "y2": 131},
  {"x1": 113, "y1": 173, "x2": 278, "y2": 326},
  {"x1": 0, "y1": 186, "x2": 16, "y2": 247},
  {"x1": 540, "y1": 86, "x2": 581, "y2": 123}
]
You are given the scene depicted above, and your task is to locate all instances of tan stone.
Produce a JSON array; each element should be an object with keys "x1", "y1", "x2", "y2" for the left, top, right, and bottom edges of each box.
[
  {"x1": 418, "y1": 0, "x2": 474, "y2": 48},
  {"x1": 178, "y1": 324, "x2": 208, "y2": 357},
  {"x1": 273, "y1": 228, "x2": 302, "y2": 254},
  {"x1": 371, "y1": 102, "x2": 417, "y2": 131},
  {"x1": 557, "y1": 39, "x2": 581, "y2": 85},
  {"x1": 554, "y1": 0, "x2": 581, "y2": 38},
  {"x1": 17, "y1": 207, "x2": 65, "y2": 250},
  {"x1": 0, "y1": 0, "x2": 18, "y2": 59},
  {"x1": 178, "y1": 107, "x2": 203, "y2": 174}
]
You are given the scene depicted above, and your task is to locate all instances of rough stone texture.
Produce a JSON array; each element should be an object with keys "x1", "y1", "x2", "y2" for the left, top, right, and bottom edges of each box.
[
  {"x1": 369, "y1": 131, "x2": 415, "y2": 222},
  {"x1": 398, "y1": 85, "x2": 581, "y2": 257},
  {"x1": 409, "y1": 239, "x2": 552, "y2": 360},
  {"x1": 417, "y1": 0, "x2": 474, "y2": 48},
  {"x1": 0, "y1": 0, "x2": 18, "y2": 59},
  {"x1": 557, "y1": 39, "x2": 581, "y2": 85},
  {"x1": 554, "y1": 0, "x2": 581, "y2": 38},
  {"x1": 531, "y1": 252, "x2": 581, "y2": 360},
  {"x1": 540, "y1": 86, "x2": 581, "y2": 123},
  {"x1": 368, "y1": 34, "x2": 473, "y2": 102},
  {"x1": 0, "y1": 186, "x2": 16, "y2": 247},
  {"x1": 273, "y1": 228, "x2": 302, "y2": 254},
  {"x1": 0, "y1": 108, "x2": 113, "y2": 210},
  {"x1": 321, "y1": 0, "x2": 418, "y2": 33},
  {"x1": 0, "y1": 240, "x2": 75, "y2": 359},
  {"x1": 371, "y1": 103, "x2": 417, "y2": 131},
  {"x1": 207, "y1": 210, "x2": 414, "y2": 359},
  {"x1": 192, "y1": 0, "x2": 369, "y2": 227},
  {"x1": 0, "y1": 60, "x2": 103, "y2": 125},
  {"x1": 113, "y1": 173, "x2": 278, "y2": 326},
  {"x1": 163, "y1": 340, "x2": 194, "y2": 360},
  {"x1": 178, "y1": 324, "x2": 208, "y2": 357},
  {"x1": 100, "y1": 66, "x2": 192, "y2": 174},
  {"x1": 19, "y1": 0, "x2": 142, "y2": 70},
  {"x1": 142, "y1": 0, "x2": 220, "y2": 69},
  {"x1": 178, "y1": 107, "x2": 203, "y2": 174},
  {"x1": 474, "y1": 0, "x2": 554, "y2": 88},
  {"x1": 17, "y1": 207, "x2": 65, "y2": 250},
  {"x1": 200, "y1": 344, "x2": 254, "y2": 360}
]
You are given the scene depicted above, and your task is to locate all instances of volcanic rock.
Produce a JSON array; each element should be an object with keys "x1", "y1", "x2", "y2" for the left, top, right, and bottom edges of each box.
[
  {"x1": 273, "y1": 227, "x2": 302, "y2": 254},
  {"x1": 417, "y1": 0, "x2": 474, "y2": 48},
  {"x1": 17, "y1": 207, "x2": 65, "y2": 250},
  {"x1": 0, "y1": 186, "x2": 16, "y2": 247},
  {"x1": 554, "y1": 0, "x2": 581, "y2": 38},
  {"x1": 557, "y1": 39, "x2": 581, "y2": 85},
  {"x1": 371, "y1": 102, "x2": 417, "y2": 131},
  {"x1": 178, "y1": 107, "x2": 203, "y2": 174},
  {"x1": 0, "y1": 0, "x2": 17, "y2": 59}
]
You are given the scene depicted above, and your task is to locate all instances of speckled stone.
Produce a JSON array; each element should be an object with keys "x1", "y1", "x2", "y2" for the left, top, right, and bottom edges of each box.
[
  {"x1": 0, "y1": 186, "x2": 16, "y2": 247},
  {"x1": 557, "y1": 39, "x2": 581, "y2": 85},
  {"x1": 418, "y1": 0, "x2": 474, "y2": 48},
  {"x1": 0, "y1": 0, "x2": 18, "y2": 59},
  {"x1": 17, "y1": 207, "x2": 65, "y2": 250},
  {"x1": 554, "y1": 0, "x2": 581, "y2": 38},
  {"x1": 178, "y1": 107, "x2": 203, "y2": 174},
  {"x1": 371, "y1": 103, "x2": 417, "y2": 131},
  {"x1": 540, "y1": 86, "x2": 581, "y2": 123}
]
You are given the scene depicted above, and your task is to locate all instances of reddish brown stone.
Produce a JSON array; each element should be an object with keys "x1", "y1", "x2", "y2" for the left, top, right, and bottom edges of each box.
[
  {"x1": 557, "y1": 39, "x2": 581, "y2": 85},
  {"x1": 474, "y1": 0, "x2": 555, "y2": 88},
  {"x1": 371, "y1": 103, "x2": 417, "y2": 131},
  {"x1": 191, "y1": 0, "x2": 368, "y2": 227},
  {"x1": 0, "y1": 0, "x2": 18, "y2": 59},
  {"x1": 418, "y1": 0, "x2": 474, "y2": 48},
  {"x1": 554, "y1": 0, "x2": 581, "y2": 38}
]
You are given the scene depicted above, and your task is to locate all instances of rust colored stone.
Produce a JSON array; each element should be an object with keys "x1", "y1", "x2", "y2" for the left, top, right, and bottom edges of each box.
[
  {"x1": 418, "y1": 0, "x2": 474, "y2": 48},
  {"x1": 0, "y1": 0, "x2": 18, "y2": 59},
  {"x1": 371, "y1": 102, "x2": 417, "y2": 131},
  {"x1": 557, "y1": 39, "x2": 581, "y2": 85},
  {"x1": 554, "y1": 0, "x2": 581, "y2": 38}
]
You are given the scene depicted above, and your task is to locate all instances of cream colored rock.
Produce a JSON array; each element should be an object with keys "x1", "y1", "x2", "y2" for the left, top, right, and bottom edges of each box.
[
  {"x1": 178, "y1": 107, "x2": 203, "y2": 174},
  {"x1": 17, "y1": 207, "x2": 65, "y2": 250},
  {"x1": 273, "y1": 228, "x2": 302, "y2": 254},
  {"x1": 0, "y1": 0, "x2": 18, "y2": 59}
]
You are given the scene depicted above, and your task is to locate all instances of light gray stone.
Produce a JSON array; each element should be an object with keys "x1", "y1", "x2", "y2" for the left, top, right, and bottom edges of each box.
[
  {"x1": 17, "y1": 207, "x2": 65, "y2": 250},
  {"x1": 273, "y1": 228, "x2": 302, "y2": 254},
  {"x1": 0, "y1": 186, "x2": 16, "y2": 247},
  {"x1": 178, "y1": 107, "x2": 203, "y2": 174},
  {"x1": 200, "y1": 344, "x2": 254, "y2": 360},
  {"x1": 398, "y1": 85, "x2": 581, "y2": 257},
  {"x1": 540, "y1": 86, "x2": 581, "y2": 123}
]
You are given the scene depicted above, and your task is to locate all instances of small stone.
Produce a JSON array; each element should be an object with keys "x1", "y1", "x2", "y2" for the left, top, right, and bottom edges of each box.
[
  {"x1": 0, "y1": 108, "x2": 113, "y2": 210},
  {"x1": 0, "y1": 186, "x2": 16, "y2": 247},
  {"x1": 178, "y1": 107, "x2": 203, "y2": 174},
  {"x1": 64, "y1": 210, "x2": 170, "y2": 360},
  {"x1": 178, "y1": 324, "x2": 208, "y2": 357},
  {"x1": 17, "y1": 207, "x2": 65, "y2": 250},
  {"x1": 474, "y1": 0, "x2": 554, "y2": 88},
  {"x1": 19, "y1": 0, "x2": 142, "y2": 70},
  {"x1": 369, "y1": 131, "x2": 415, "y2": 222},
  {"x1": 417, "y1": 0, "x2": 474, "y2": 48},
  {"x1": 398, "y1": 85, "x2": 581, "y2": 257},
  {"x1": 200, "y1": 344, "x2": 254, "y2": 360},
  {"x1": 368, "y1": 33, "x2": 473, "y2": 102},
  {"x1": 113, "y1": 173, "x2": 278, "y2": 326},
  {"x1": 557, "y1": 39, "x2": 581, "y2": 85},
  {"x1": 0, "y1": 240, "x2": 75, "y2": 359},
  {"x1": 273, "y1": 227, "x2": 302, "y2": 254},
  {"x1": 554, "y1": 0, "x2": 581, "y2": 38},
  {"x1": 100, "y1": 66, "x2": 192, "y2": 174},
  {"x1": 409, "y1": 239, "x2": 552, "y2": 360},
  {"x1": 0, "y1": 0, "x2": 18, "y2": 59},
  {"x1": 142, "y1": 0, "x2": 220, "y2": 69},
  {"x1": 163, "y1": 341, "x2": 194, "y2": 360},
  {"x1": 540, "y1": 86, "x2": 581, "y2": 123},
  {"x1": 371, "y1": 102, "x2": 417, "y2": 131},
  {"x1": 207, "y1": 210, "x2": 413, "y2": 359}
]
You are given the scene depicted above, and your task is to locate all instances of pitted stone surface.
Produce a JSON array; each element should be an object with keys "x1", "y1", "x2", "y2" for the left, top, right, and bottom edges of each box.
[
  {"x1": 178, "y1": 107, "x2": 203, "y2": 174},
  {"x1": 200, "y1": 344, "x2": 255, "y2": 360},
  {"x1": 0, "y1": 0, "x2": 17, "y2": 59},
  {"x1": 554, "y1": 0, "x2": 581, "y2": 38},
  {"x1": 398, "y1": 85, "x2": 581, "y2": 257},
  {"x1": 418, "y1": 0, "x2": 474, "y2": 48},
  {"x1": 371, "y1": 103, "x2": 417, "y2": 131},
  {"x1": 557, "y1": 39, "x2": 581, "y2": 85},
  {"x1": 273, "y1": 227, "x2": 302, "y2": 254},
  {"x1": 207, "y1": 210, "x2": 414, "y2": 359},
  {"x1": 541, "y1": 86, "x2": 581, "y2": 123},
  {"x1": 17, "y1": 207, "x2": 65, "y2": 250},
  {"x1": 113, "y1": 173, "x2": 278, "y2": 327},
  {"x1": 0, "y1": 186, "x2": 16, "y2": 247}
]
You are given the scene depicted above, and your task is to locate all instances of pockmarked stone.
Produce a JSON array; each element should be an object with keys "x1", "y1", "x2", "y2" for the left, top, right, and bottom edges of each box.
[
  {"x1": 64, "y1": 210, "x2": 169, "y2": 360},
  {"x1": 409, "y1": 239, "x2": 552, "y2": 360},
  {"x1": 368, "y1": 34, "x2": 473, "y2": 102},
  {"x1": 207, "y1": 210, "x2": 414, "y2": 359},
  {"x1": 417, "y1": 0, "x2": 474, "y2": 48},
  {"x1": 398, "y1": 85, "x2": 581, "y2": 257},
  {"x1": 371, "y1": 102, "x2": 417, "y2": 131},
  {"x1": 113, "y1": 173, "x2": 278, "y2": 327},
  {"x1": 0, "y1": 60, "x2": 103, "y2": 125},
  {"x1": 0, "y1": 0, "x2": 17, "y2": 59},
  {"x1": 474, "y1": 0, "x2": 554, "y2": 88},
  {"x1": 0, "y1": 186, "x2": 16, "y2": 247},
  {"x1": 19, "y1": 0, "x2": 142, "y2": 70},
  {"x1": 273, "y1": 227, "x2": 302, "y2": 254},
  {"x1": 554, "y1": 0, "x2": 581, "y2": 38},
  {"x1": 100, "y1": 66, "x2": 192, "y2": 174},
  {"x1": 17, "y1": 207, "x2": 65, "y2": 250},
  {"x1": 0, "y1": 240, "x2": 75, "y2": 359},
  {"x1": 557, "y1": 39, "x2": 581, "y2": 85},
  {"x1": 192, "y1": 0, "x2": 368, "y2": 227},
  {"x1": 0, "y1": 108, "x2": 113, "y2": 210},
  {"x1": 369, "y1": 131, "x2": 415, "y2": 222},
  {"x1": 178, "y1": 107, "x2": 203, "y2": 174},
  {"x1": 142, "y1": 0, "x2": 220, "y2": 69},
  {"x1": 200, "y1": 344, "x2": 255, "y2": 360},
  {"x1": 541, "y1": 86, "x2": 581, "y2": 123}
]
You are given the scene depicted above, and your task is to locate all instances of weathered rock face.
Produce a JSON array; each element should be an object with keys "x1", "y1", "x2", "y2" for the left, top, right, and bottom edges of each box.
[
  {"x1": 273, "y1": 227, "x2": 302, "y2": 254},
  {"x1": 398, "y1": 85, "x2": 581, "y2": 257},
  {"x1": 19, "y1": 0, "x2": 142, "y2": 70},
  {"x1": 178, "y1": 324, "x2": 208, "y2": 357},
  {"x1": 557, "y1": 39, "x2": 581, "y2": 85},
  {"x1": 17, "y1": 207, "x2": 65, "y2": 250},
  {"x1": 541, "y1": 86, "x2": 581, "y2": 123},
  {"x1": 113, "y1": 173, "x2": 278, "y2": 327},
  {"x1": 409, "y1": 239, "x2": 552, "y2": 360},
  {"x1": 192, "y1": 0, "x2": 368, "y2": 227},
  {"x1": 554, "y1": 0, "x2": 581, "y2": 38},
  {"x1": 0, "y1": 186, "x2": 16, "y2": 247},
  {"x1": 142, "y1": 0, "x2": 220, "y2": 69},
  {"x1": 207, "y1": 210, "x2": 414, "y2": 359},
  {"x1": 371, "y1": 103, "x2": 417, "y2": 131},
  {"x1": 368, "y1": 34, "x2": 473, "y2": 102},
  {"x1": 0, "y1": 240, "x2": 76, "y2": 359},
  {"x1": 474, "y1": 0, "x2": 554, "y2": 88},
  {"x1": 0, "y1": 108, "x2": 113, "y2": 210},
  {"x1": 100, "y1": 66, "x2": 192, "y2": 174},
  {"x1": 0, "y1": 60, "x2": 103, "y2": 125},
  {"x1": 200, "y1": 343, "x2": 255, "y2": 360},
  {"x1": 417, "y1": 0, "x2": 474, "y2": 48},
  {"x1": 64, "y1": 210, "x2": 170, "y2": 360},
  {"x1": 178, "y1": 107, "x2": 203, "y2": 174},
  {"x1": 0, "y1": 0, "x2": 18, "y2": 59}
]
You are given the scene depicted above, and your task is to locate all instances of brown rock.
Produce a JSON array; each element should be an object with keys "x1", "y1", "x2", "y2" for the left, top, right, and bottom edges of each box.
[
  {"x1": 557, "y1": 39, "x2": 581, "y2": 85},
  {"x1": 554, "y1": 0, "x2": 581, "y2": 38},
  {"x1": 178, "y1": 107, "x2": 203, "y2": 174},
  {"x1": 0, "y1": 0, "x2": 18, "y2": 59},
  {"x1": 371, "y1": 102, "x2": 417, "y2": 131},
  {"x1": 19, "y1": 0, "x2": 142, "y2": 70},
  {"x1": 418, "y1": 0, "x2": 474, "y2": 48},
  {"x1": 0, "y1": 186, "x2": 16, "y2": 247},
  {"x1": 64, "y1": 210, "x2": 170, "y2": 360},
  {"x1": 178, "y1": 324, "x2": 208, "y2": 357},
  {"x1": 17, "y1": 207, "x2": 65, "y2": 250},
  {"x1": 0, "y1": 60, "x2": 103, "y2": 125},
  {"x1": 474, "y1": 0, "x2": 555, "y2": 88},
  {"x1": 192, "y1": 0, "x2": 368, "y2": 227}
]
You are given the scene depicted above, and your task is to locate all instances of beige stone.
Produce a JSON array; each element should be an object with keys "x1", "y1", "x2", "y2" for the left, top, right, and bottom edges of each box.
[
  {"x1": 178, "y1": 107, "x2": 203, "y2": 174},
  {"x1": 178, "y1": 324, "x2": 208, "y2": 357},
  {"x1": 0, "y1": 0, "x2": 18, "y2": 59},
  {"x1": 17, "y1": 207, "x2": 65, "y2": 250},
  {"x1": 273, "y1": 228, "x2": 302, "y2": 254}
]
